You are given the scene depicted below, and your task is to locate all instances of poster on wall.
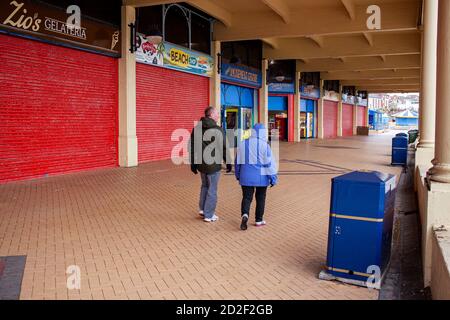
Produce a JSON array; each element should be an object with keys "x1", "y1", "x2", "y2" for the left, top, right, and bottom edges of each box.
[
  {"x1": 301, "y1": 85, "x2": 320, "y2": 99},
  {"x1": 221, "y1": 63, "x2": 262, "y2": 88},
  {"x1": 323, "y1": 90, "x2": 340, "y2": 101},
  {"x1": 269, "y1": 82, "x2": 295, "y2": 94},
  {"x1": 342, "y1": 94, "x2": 355, "y2": 105},
  {"x1": 136, "y1": 34, "x2": 213, "y2": 77}
]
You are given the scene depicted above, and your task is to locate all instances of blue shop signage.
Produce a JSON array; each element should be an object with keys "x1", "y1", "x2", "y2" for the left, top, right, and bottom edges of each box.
[
  {"x1": 301, "y1": 85, "x2": 320, "y2": 99},
  {"x1": 268, "y1": 82, "x2": 295, "y2": 94},
  {"x1": 221, "y1": 63, "x2": 262, "y2": 88}
]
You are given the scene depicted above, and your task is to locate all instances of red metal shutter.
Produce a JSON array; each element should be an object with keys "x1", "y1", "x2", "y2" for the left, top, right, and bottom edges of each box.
[
  {"x1": 0, "y1": 34, "x2": 118, "y2": 183},
  {"x1": 342, "y1": 103, "x2": 354, "y2": 137},
  {"x1": 323, "y1": 100, "x2": 338, "y2": 139},
  {"x1": 357, "y1": 106, "x2": 367, "y2": 126},
  {"x1": 136, "y1": 63, "x2": 209, "y2": 163}
]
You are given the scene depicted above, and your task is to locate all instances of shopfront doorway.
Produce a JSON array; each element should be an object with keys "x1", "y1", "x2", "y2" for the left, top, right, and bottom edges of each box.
[{"x1": 300, "y1": 99, "x2": 316, "y2": 139}]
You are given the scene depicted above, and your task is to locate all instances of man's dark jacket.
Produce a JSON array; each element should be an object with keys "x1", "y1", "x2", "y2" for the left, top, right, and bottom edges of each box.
[{"x1": 190, "y1": 117, "x2": 229, "y2": 174}]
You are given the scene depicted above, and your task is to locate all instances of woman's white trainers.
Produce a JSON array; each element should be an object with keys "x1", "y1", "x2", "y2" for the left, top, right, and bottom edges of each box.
[
  {"x1": 204, "y1": 215, "x2": 219, "y2": 222},
  {"x1": 255, "y1": 221, "x2": 267, "y2": 227}
]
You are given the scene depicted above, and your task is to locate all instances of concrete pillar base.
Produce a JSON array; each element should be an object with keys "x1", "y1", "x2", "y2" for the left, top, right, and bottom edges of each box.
[
  {"x1": 428, "y1": 162, "x2": 450, "y2": 183},
  {"x1": 119, "y1": 136, "x2": 138, "y2": 167},
  {"x1": 416, "y1": 147, "x2": 435, "y2": 169},
  {"x1": 417, "y1": 173, "x2": 450, "y2": 287}
]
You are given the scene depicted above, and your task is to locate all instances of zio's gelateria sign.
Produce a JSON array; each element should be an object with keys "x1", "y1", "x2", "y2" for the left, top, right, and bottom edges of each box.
[{"x1": 0, "y1": 0, "x2": 121, "y2": 56}]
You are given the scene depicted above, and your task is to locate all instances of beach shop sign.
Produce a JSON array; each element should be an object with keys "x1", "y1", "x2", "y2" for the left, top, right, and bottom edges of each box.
[
  {"x1": 136, "y1": 34, "x2": 214, "y2": 77},
  {"x1": 1, "y1": 0, "x2": 121, "y2": 56}
]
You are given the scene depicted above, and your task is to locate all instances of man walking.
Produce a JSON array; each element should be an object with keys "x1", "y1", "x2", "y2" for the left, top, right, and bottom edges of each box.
[{"x1": 190, "y1": 107, "x2": 231, "y2": 222}]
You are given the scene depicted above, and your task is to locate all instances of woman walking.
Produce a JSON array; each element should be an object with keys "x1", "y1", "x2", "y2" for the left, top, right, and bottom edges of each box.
[{"x1": 234, "y1": 123, "x2": 278, "y2": 230}]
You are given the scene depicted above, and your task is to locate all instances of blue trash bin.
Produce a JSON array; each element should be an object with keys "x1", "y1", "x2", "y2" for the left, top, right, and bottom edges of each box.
[
  {"x1": 322, "y1": 171, "x2": 396, "y2": 288},
  {"x1": 392, "y1": 136, "x2": 408, "y2": 166}
]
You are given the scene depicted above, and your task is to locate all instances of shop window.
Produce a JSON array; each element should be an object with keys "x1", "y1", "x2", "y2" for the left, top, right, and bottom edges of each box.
[
  {"x1": 137, "y1": 6, "x2": 163, "y2": 39},
  {"x1": 191, "y1": 14, "x2": 211, "y2": 54},
  {"x1": 221, "y1": 41, "x2": 262, "y2": 70},
  {"x1": 324, "y1": 80, "x2": 340, "y2": 93},
  {"x1": 268, "y1": 60, "x2": 295, "y2": 84},
  {"x1": 164, "y1": 5, "x2": 190, "y2": 49},
  {"x1": 301, "y1": 72, "x2": 320, "y2": 87},
  {"x1": 343, "y1": 86, "x2": 356, "y2": 96}
]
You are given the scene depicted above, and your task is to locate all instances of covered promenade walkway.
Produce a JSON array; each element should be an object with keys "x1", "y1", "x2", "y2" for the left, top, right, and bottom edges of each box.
[{"x1": 0, "y1": 134, "x2": 401, "y2": 300}]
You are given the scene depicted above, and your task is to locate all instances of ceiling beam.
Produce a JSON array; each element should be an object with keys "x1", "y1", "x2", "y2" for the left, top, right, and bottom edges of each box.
[
  {"x1": 264, "y1": 32, "x2": 420, "y2": 60},
  {"x1": 341, "y1": 78, "x2": 420, "y2": 86},
  {"x1": 363, "y1": 32, "x2": 374, "y2": 46},
  {"x1": 123, "y1": 0, "x2": 233, "y2": 27},
  {"x1": 214, "y1": 1, "x2": 421, "y2": 41},
  {"x1": 357, "y1": 85, "x2": 420, "y2": 91},
  {"x1": 321, "y1": 69, "x2": 421, "y2": 80},
  {"x1": 297, "y1": 55, "x2": 421, "y2": 72},
  {"x1": 262, "y1": 38, "x2": 280, "y2": 49},
  {"x1": 367, "y1": 89, "x2": 420, "y2": 93},
  {"x1": 340, "y1": 0, "x2": 356, "y2": 20},
  {"x1": 261, "y1": 0, "x2": 290, "y2": 24},
  {"x1": 188, "y1": 0, "x2": 233, "y2": 27},
  {"x1": 308, "y1": 35, "x2": 325, "y2": 48},
  {"x1": 123, "y1": 0, "x2": 182, "y2": 6}
]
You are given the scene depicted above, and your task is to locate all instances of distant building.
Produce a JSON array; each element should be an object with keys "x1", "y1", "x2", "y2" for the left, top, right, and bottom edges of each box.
[{"x1": 393, "y1": 110, "x2": 419, "y2": 127}]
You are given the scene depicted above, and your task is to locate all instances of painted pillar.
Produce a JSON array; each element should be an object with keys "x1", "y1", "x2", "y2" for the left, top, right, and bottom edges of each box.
[
  {"x1": 294, "y1": 71, "x2": 301, "y2": 142},
  {"x1": 417, "y1": 0, "x2": 438, "y2": 168},
  {"x1": 353, "y1": 99, "x2": 358, "y2": 135},
  {"x1": 288, "y1": 95, "x2": 295, "y2": 142},
  {"x1": 259, "y1": 59, "x2": 269, "y2": 128},
  {"x1": 317, "y1": 79, "x2": 324, "y2": 139},
  {"x1": 428, "y1": 0, "x2": 450, "y2": 184},
  {"x1": 210, "y1": 41, "x2": 222, "y2": 123},
  {"x1": 337, "y1": 85, "x2": 343, "y2": 137},
  {"x1": 118, "y1": 5, "x2": 138, "y2": 167}
]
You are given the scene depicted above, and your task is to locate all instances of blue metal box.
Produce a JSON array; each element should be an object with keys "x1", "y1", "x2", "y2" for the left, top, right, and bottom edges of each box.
[
  {"x1": 325, "y1": 171, "x2": 396, "y2": 286},
  {"x1": 392, "y1": 136, "x2": 408, "y2": 166}
]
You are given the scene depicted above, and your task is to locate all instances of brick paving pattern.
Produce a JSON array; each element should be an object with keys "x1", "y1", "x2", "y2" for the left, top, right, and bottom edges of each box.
[{"x1": 0, "y1": 134, "x2": 402, "y2": 300}]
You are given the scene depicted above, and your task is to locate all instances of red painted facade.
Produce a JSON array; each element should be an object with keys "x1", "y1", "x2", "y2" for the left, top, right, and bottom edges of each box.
[
  {"x1": 342, "y1": 103, "x2": 354, "y2": 137},
  {"x1": 136, "y1": 63, "x2": 209, "y2": 163},
  {"x1": 357, "y1": 106, "x2": 367, "y2": 127},
  {"x1": 287, "y1": 95, "x2": 295, "y2": 142},
  {"x1": 0, "y1": 34, "x2": 118, "y2": 183},
  {"x1": 323, "y1": 100, "x2": 338, "y2": 139}
]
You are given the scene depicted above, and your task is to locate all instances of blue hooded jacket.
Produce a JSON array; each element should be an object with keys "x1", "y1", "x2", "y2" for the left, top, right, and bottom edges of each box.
[{"x1": 235, "y1": 123, "x2": 278, "y2": 187}]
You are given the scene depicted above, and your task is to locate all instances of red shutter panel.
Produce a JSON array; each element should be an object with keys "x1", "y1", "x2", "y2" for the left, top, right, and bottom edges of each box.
[
  {"x1": 342, "y1": 103, "x2": 354, "y2": 137},
  {"x1": 136, "y1": 63, "x2": 209, "y2": 163},
  {"x1": 0, "y1": 34, "x2": 118, "y2": 183},
  {"x1": 323, "y1": 100, "x2": 338, "y2": 139},
  {"x1": 357, "y1": 106, "x2": 367, "y2": 126}
]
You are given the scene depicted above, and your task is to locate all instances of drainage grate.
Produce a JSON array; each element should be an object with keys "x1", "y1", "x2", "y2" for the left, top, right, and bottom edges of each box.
[{"x1": 0, "y1": 256, "x2": 27, "y2": 300}]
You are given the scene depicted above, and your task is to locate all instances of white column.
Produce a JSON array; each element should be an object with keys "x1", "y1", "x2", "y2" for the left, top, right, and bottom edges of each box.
[
  {"x1": 317, "y1": 79, "x2": 324, "y2": 139},
  {"x1": 118, "y1": 6, "x2": 138, "y2": 167},
  {"x1": 428, "y1": 0, "x2": 450, "y2": 183},
  {"x1": 417, "y1": 0, "x2": 439, "y2": 167},
  {"x1": 259, "y1": 59, "x2": 269, "y2": 127},
  {"x1": 210, "y1": 41, "x2": 221, "y2": 123},
  {"x1": 294, "y1": 71, "x2": 301, "y2": 142}
]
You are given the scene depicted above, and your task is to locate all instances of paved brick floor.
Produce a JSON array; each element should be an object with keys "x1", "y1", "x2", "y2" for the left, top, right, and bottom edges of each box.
[{"x1": 0, "y1": 133, "x2": 402, "y2": 300}]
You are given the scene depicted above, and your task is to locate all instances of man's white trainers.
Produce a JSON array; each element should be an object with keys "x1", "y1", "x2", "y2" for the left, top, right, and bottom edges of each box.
[
  {"x1": 255, "y1": 221, "x2": 267, "y2": 227},
  {"x1": 199, "y1": 210, "x2": 204, "y2": 217},
  {"x1": 204, "y1": 215, "x2": 219, "y2": 222}
]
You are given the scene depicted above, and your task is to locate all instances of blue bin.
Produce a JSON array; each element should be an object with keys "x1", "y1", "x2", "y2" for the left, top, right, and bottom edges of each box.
[
  {"x1": 325, "y1": 171, "x2": 396, "y2": 285},
  {"x1": 392, "y1": 136, "x2": 408, "y2": 166},
  {"x1": 396, "y1": 133, "x2": 408, "y2": 138}
]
